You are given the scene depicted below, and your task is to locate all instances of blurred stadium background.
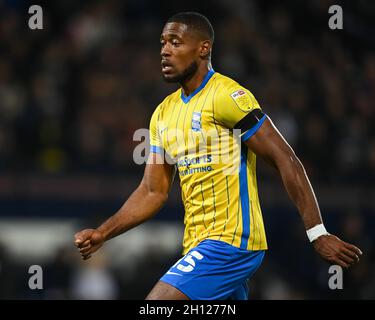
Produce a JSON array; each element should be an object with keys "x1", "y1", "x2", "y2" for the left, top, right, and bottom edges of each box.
[{"x1": 0, "y1": 0, "x2": 374, "y2": 299}]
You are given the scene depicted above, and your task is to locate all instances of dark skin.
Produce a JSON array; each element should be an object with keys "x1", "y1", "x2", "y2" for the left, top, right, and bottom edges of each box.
[
  {"x1": 160, "y1": 22, "x2": 212, "y2": 95},
  {"x1": 74, "y1": 22, "x2": 362, "y2": 300}
]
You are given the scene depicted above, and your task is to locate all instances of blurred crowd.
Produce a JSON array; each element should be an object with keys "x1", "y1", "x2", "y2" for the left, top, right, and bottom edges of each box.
[
  {"x1": 1, "y1": 209, "x2": 374, "y2": 299},
  {"x1": 0, "y1": 0, "x2": 374, "y2": 299},
  {"x1": 0, "y1": 0, "x2": 373, "y2": 182}
]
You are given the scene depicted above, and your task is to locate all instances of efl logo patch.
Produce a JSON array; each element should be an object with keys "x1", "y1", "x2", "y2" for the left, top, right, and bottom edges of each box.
[
  {"x1": 230, "y1": 89, "x2": 253, "y2": 112},
  {"x1": 230, "y1": 90, "x2": 246, "y2": 99},
  {"x1": 192, "y1": 112, "x2": 202, "y2": 132}
]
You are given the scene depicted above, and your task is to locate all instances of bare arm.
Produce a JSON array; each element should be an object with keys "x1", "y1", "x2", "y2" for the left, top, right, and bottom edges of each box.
[
  {"x1": 245, "y1": 117, "x2": 362, "y2": 268},
  {"x1": 74, "y1": 152, "x2": 175, "y2": 259}
]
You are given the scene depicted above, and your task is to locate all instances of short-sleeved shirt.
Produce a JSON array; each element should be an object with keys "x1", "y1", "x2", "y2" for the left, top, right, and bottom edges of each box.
[{"x1": 149, "y1": 70, "x2": 267, "y2": 255}]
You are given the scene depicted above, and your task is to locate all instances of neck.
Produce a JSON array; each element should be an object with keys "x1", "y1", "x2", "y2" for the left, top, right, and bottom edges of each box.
[{"x1": 181, "y1": 62, "x2": 212, "y2": 97}]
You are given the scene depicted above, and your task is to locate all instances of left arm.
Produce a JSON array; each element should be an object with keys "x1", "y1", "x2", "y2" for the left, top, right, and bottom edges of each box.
[{"x1": 244, "y1": 116, "x2": 362, "y2": 268}]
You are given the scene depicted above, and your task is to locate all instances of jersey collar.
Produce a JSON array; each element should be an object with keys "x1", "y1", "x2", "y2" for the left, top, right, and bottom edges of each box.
[{"x1": 180, "y1": 69, "x2": 215, "y2": 104}]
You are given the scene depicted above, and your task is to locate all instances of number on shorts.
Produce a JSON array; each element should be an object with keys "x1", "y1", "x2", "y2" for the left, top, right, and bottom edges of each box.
[{"x1": 175, "y1": 250, "x2": 204, "y2": 273}]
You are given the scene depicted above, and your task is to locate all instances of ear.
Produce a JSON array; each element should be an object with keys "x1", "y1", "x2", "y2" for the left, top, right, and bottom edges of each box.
[{"x1": 200, "y1": 40, "x2": 212, "y2": 58}]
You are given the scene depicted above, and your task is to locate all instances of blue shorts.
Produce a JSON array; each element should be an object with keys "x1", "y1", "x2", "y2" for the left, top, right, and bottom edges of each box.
[{"x1": 160, "y1": 239, "x2": 265, "y2": 300}]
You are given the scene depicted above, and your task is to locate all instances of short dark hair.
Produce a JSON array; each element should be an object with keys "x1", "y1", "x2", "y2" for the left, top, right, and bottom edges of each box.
[{"x1": 167, "y1": 12, "x2": 214, "y2": 44}]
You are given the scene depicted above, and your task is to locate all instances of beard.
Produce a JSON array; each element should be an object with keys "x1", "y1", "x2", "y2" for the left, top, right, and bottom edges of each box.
[{"x1": 162, "y1": 61, "x2": 198, "y2": 83}]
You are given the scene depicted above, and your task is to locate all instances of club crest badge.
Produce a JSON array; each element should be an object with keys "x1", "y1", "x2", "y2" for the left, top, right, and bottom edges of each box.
[{"x1": 192, "y1": 112, "x2": 202, "y2": 132}]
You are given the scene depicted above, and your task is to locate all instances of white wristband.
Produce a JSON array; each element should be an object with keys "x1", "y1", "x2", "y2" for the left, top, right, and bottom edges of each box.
[{"x1": 306, "y1": 224, "x2": 329, "y2": 242}]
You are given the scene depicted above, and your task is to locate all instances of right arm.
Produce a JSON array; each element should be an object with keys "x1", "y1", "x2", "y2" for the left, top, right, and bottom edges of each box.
[{"x1": 74, "y1": 152, "x2": 175, "y2": 260}]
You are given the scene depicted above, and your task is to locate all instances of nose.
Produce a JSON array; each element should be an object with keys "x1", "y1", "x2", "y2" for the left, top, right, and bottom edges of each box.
[{"x1": 161, "y1": 43, "x2": 171, "y2": 57}]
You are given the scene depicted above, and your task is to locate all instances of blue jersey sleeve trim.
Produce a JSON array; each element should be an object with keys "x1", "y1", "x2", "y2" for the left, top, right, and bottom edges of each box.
[
  {"x1": 241, "y1": 114, "x2": 267, "y2": 142},
  {"x1": 150, "y1": 145, "x2": 163, "y2": 154}
]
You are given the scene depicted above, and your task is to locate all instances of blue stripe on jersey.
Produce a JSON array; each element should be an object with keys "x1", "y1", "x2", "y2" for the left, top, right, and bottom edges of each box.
[
  {"x1": 241, "y1": 114, "x2": 267, "y2": 142},
  {"x1": 181, "y1": 69, "x2": 215, "y2": 104},
  {"x1": 239, "y1": 147, "x2": 250, "y2": 249},
  {"x1": 150, "y1": 145, "x2": 163, "y2": 154}
]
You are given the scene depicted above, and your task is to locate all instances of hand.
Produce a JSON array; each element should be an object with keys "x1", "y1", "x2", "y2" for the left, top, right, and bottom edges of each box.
[
  {"x1": 74, "y1": 229, "x2": 105, "y2": 260},
  {"x1": 313, "y1": 234, "x2": 362, "y2": 268}
]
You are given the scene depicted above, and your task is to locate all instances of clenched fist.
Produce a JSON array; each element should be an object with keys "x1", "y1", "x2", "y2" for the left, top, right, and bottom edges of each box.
[{"x1": 74, "y1": 229, "x2": 105, "y2": 260}]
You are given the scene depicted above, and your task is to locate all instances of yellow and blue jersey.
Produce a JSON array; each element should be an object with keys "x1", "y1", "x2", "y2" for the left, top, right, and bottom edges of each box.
[{"x1": 149, "y1": 70, "x2": 268, "y2": 255}]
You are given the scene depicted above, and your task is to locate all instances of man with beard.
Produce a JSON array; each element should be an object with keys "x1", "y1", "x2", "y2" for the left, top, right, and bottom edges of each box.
[{"x1": 74, "y1": 12, "x2": 362, "y2": 300}]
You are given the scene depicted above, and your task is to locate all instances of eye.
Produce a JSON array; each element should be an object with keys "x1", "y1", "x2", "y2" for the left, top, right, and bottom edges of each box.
[{"x1": 172, "y1": 40, "x2": 180, "y2": 47}]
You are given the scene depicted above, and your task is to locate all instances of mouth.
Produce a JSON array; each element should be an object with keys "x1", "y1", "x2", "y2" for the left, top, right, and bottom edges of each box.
[{"x1": 161, "y1": 61, "x2": 174, "y2": 73}]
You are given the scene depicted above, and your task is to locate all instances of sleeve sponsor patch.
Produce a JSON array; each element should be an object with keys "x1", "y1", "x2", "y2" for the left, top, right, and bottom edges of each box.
[{"x1": 230, "y1": 89, "x2": 253, "y2": 112}]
